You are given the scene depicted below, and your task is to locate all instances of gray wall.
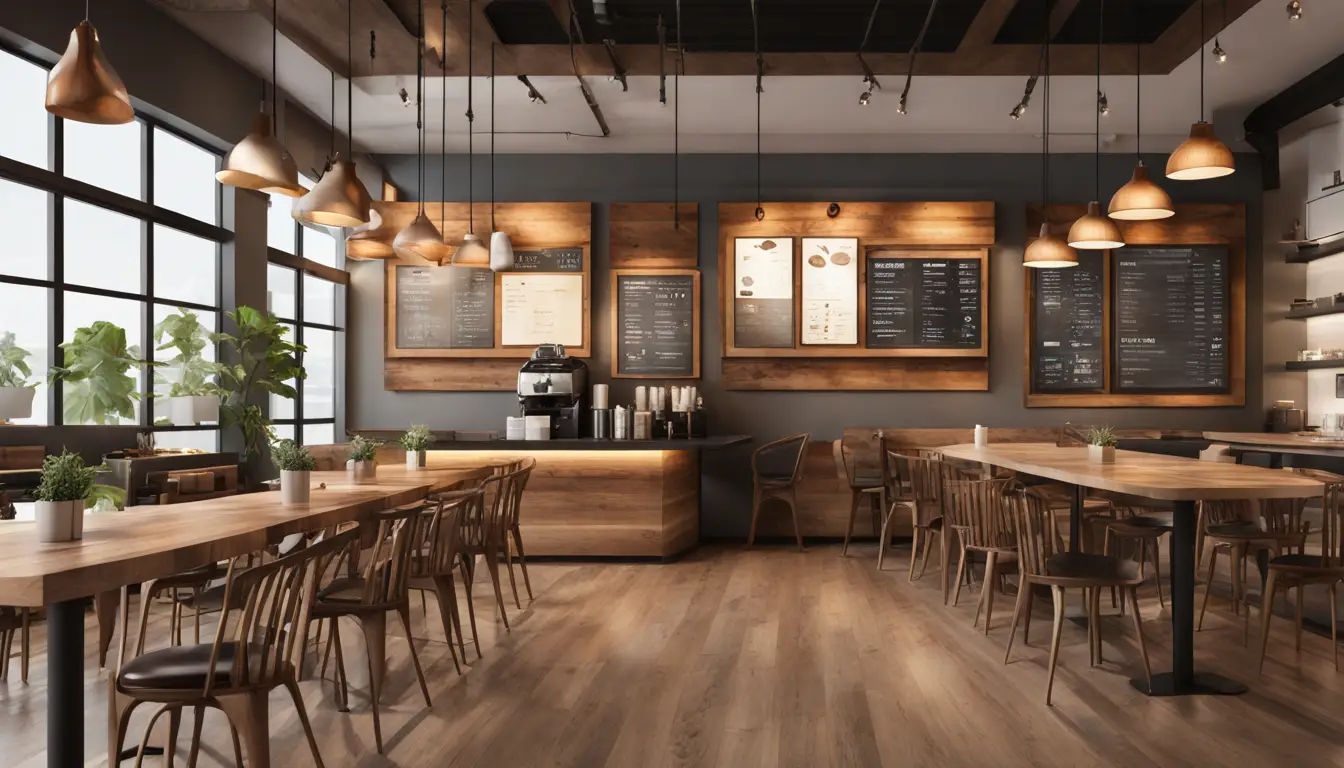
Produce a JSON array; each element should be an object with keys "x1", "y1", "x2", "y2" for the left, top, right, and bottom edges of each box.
[{"x1": 355, "y1": 151, "x2": 1266, "y2": 536}]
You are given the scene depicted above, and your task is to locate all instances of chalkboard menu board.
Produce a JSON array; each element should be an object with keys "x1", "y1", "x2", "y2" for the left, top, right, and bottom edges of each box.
[
  {"x1": 733, "y1": 237, "x2": 795, "y2": 348},
  {"x1": 1031, "y1": 250, "x2": 1105, "y2": 392},
  {"x1": 510, "y1": 247, "x2": 584, "y2": 272},
  {"x1": 866, "y1": 253, "x2": 983, "y2": 349},
  {"x1": 614, "y1": 271, "x2": 699, "y2": 377},
  {"x1": 1113, "y1": 245, "x2": 1230, "y2": 393},
  {"x1": 394, "y1": 265, "x2": 494, "y2": 349}
]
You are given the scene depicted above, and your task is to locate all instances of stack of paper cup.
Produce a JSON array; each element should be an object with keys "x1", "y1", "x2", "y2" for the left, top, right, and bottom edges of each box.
[
  {"x1": 525, "y1": 415, "x2": 551, "y2": 440},
  {"x1": 592, "y1": 384, "x2": 609, "y2": 410},
  {"x1": 506, "y1": 416, "x2": 526, "y2": 440},
  {"x1": 635, "y1": 386, "x2": 648, "y2": 412}
]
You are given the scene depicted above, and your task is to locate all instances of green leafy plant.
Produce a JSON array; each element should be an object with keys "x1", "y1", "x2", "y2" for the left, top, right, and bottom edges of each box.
[
  {"x1": 0, "y1": 332, "x2": 36, "y2": 389},
  {"x1": 34, "y1": 450, "x2": 99, "y2": 502},
  {"x1": 48, "y1": 321, "x2": 156, "y2": 425},
  {"x1": 348, "y1": 435, "x2": 380, "y2": 463},
  {"x1": 1083, "y1": 425, "x2": 1118, "y2": 448},
  {"x1": 216, "y1": 307, "x2": 306, "y2": 460},
  {"x1": 86, "y1": 483, "x2": 127, "y2": 511},
  {"x1": 271, "y1": 439, "x2": 316, "y2": 472},
  {"x1": 399, "y1": 424, "x2": 433, "y2": 453},
  {"x1": 153, "y1": 308, "x2": 223, "y2": 398}
]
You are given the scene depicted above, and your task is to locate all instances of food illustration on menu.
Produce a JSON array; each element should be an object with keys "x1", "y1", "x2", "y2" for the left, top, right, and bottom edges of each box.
[
  {"x1": 501, "y1": 273, "x2": 584, "y2": 347},
  {"x1": 616, "y1": 274, "x2": 696, "y2": 376},
  {"x1": 866, "y1": 253, "x2": 982, "y2": 349},
  {"x1": 1032, "y1": 250, "x2": 1104, "y2": 391},
  {"x1": 733, "y1": 237, "x2": 795, "y2": 348},
  {"x1": 800, "y1": 237, "x2": 858, "y2": 345},
  {"x1": 1114, "y1": 246, "x2": 1228, "y2": 392}
]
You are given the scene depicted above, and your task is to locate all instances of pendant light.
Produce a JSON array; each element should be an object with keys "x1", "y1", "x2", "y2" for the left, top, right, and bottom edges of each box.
[
  {"x1": 1166, "y1": 0, "x2": 1235, "y2": 180},
  {"x1": 488, "y1": 43, "x2": 514, "y2": 271},
  {"x1": 45, "y1": 1, "x2": 132, "y2": 124},
  {"x1": 1024, "y1": 0, "x2": 1077, "y2": 269},
  {"x1": 751, "y1": 0, "x2": 765, "y2": 221},
  {"x1": 449, "y1": 0, "x2": 491, "y2": 267},
  {"x1": 349, "y1": 30, "x2": 384, "y2": 244},
  {"x1": 217, "y1": 0, "x2": 303, "y2": 196},
  {"x1": 1108, "y1": 5, "x2": 1174, "y2": 221},
  {"x1": 1068, "y1": 0, "x2": 1125, "y2": 250},
  {"x1": 293, "y1": 0, "x2": 372, "y2": 228},
  {"x1": 393, "y1": 0, "x2": 447, "y2": 262}
]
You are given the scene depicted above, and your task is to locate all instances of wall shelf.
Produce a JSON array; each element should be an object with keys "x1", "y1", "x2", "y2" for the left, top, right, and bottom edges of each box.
[
  {"x1": 1286, "y1": 303, "x2": 1344, "y2": 320},
  {"x1": 1285, "y1": 359, "x2": 1344, "y2": 371},
  {"x1": 1285, "y1": 237, "x2": 1344, "y2": 264}
]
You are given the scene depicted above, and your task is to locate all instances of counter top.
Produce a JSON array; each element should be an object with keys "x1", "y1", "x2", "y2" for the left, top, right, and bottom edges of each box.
[
  {"x1": 419, "y1": 435, "x2": 752, "y2": 451},
  {"x1": 1203, "y1": 431, "x2": 1344, "y2": 456}
]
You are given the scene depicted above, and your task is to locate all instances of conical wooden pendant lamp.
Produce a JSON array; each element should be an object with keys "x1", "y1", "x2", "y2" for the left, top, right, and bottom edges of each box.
[
  {"x1": 1166, "y1": 0, "x2": 1234, "y2": 180},
  {"x1": 46, "y1": 2, "x2": 133, "y2": 125},
  {"x1": 217, "y1": 0, "x2": 302, "y2": 196},
  {"x1": 488, "y1": 43, "x2": 514, "y2": 271},
  {"x1": 1024, "y1": 0, "x2": 1076, "y2": 269},
  {"x1": 393, "y1": 0, "x2": 447, "y2": 262},
  {"x1": 449, "y1": 0, "x2": 490, "y2": 267},
  {"x1": 1109, "y1": 8, "x2": 1173, "y2": 220},
  {"x1": 293, "y1": 0, "x2": 371, "y2": 228},
  {"x1": 1068, "y1": 0, "x2": 1125, "y2": 250}
]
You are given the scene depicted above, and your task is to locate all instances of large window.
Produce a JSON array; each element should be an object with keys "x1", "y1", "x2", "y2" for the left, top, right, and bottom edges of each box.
[{"x1": 0, "y1": 48, "x2": 226, "y2": 451}]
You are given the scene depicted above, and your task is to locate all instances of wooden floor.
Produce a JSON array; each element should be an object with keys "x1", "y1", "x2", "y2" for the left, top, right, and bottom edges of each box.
[{"x1": 4, "y1": 543, "x2": 1344, "y2": 767}]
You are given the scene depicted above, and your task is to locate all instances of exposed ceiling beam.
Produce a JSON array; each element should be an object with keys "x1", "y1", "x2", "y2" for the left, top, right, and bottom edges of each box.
[
  {"x1": 1146, "y1": 0, "x2": 1260, "y2": 72},
  {"x1": 958, "y1": 0, "x2": 1017, "y2": 51},
  {"x1": 1245, "y1": 50, "x2": 1344, "y2": 190}
]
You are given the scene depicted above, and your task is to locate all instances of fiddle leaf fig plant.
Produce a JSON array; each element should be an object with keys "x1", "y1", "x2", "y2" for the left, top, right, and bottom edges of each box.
[
  {"x1": 48, "y1": 321, "x2": 156, "y2": 425},
  {"x1": 0, "y1": 332, "x2": 36, "y2": 389},
  {"x1": 216, "y1": 306, "x2": 306, "y2": 460},
  {"x1": 153, "y1": 308, "x2": 223, "y2": 398}
]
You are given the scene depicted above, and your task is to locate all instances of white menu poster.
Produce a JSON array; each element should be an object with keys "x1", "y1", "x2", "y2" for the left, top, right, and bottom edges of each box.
[
  {"x1": 501, "y1": 273, "x2": 584, "y2": 347},
  {"x1": 800, "y1": 237, "x2": 858, "y2": 345}
]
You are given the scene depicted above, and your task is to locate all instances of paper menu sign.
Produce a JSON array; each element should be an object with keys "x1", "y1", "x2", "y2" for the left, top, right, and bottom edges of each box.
[
  {"x1": 734, "y1": 237, "x2": 793, "y2": 299},
  {"x1": 501, "y1": 273, "x2": 584, "y2": 347},
  {"x1": 800, "y1": 237, "x2": 858, "y2": 345}
]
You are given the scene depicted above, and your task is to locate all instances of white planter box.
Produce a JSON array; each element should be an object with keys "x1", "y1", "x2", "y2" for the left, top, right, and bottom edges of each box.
[
  {"x1": 280, "y1": 470, "x2": 311, "y2": 505},
  {"x1": 346, "y1": 459, "x2": 377, "y2": 480},
  {"x1": 170, "y1": 395, "x2": 219, "y2": 426},
  {"x1": 36, "y1": 499, "x2": 82, "y2": 543},
  {"x1": 406, "y1": 450, "x2": 426, "y2": 469},
  {"x1": 1087, "y1": 444, "x2": 1116, "y2": 464},
  {"x1": 0, "y1": 386, "x2": 35, "y2": 421}
]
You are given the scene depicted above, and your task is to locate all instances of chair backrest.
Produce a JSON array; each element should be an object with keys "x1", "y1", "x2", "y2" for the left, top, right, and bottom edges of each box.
[
  {"x1": 1292, "y1": 468, "x2": 1344, "y2": 565},
  {"x1": 832, "y1": 439, "x2": 850, "y2": 483},
  {"x1": 889, "y1": 451, "x2": 942, "y2": 525},
  {"x1": 1199, "y1": 499, "x2": 1254, "y2": 527},
  {"x1": 356, "y1": 502, "x2": 440, "y2": 607},
  {"x1": 410, "y1": 493, "x2": 475, "y2": 579},
  {"x1": 942, "y1": 476, "x2": 1015, "y2": 548},
  {"x1": 464, "y1": 465, "x2": 529, "y2": 549},
  {"x1": 1008, "y1": 488, "x2": 1062, "y2": 578},
  {"x1": 505, "y1": 457, "x2": 536, "y2": 529},
  {"x1": 752, "y1": 434, "x2": 809, "y2": 484}
]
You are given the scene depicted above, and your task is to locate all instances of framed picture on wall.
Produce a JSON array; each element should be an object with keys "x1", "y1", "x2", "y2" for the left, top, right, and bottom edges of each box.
[
  {"x1": 800, "y1": 237, "x2": 858, "y2": 345},
  {"x1": 733, "y1": 237, "x2": 795, "y2": 349}
]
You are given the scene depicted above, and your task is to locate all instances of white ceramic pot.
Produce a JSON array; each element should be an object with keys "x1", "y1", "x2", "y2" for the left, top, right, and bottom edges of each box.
[
  {"x1": 346, "y1": 459, "x2": 377, "y2": 480},
  {"x1": 1088, "y1": 444, "x2": 1116, "y2": 464},
  {"x1": 406, "y1": 450, "x2": 426, "y2": 469},
  {"x1": 0, "y1": 386, "x2": 35, "y2": 421},
  {"x1": 170, "y1": 395, "x2": 219, "y2": 426},
  {"x1": 280, "y1": 470, "x2": 311, "y2": 505},
  {"x1": 36, "y1": 499, "x2": 81, "y2": 543}
]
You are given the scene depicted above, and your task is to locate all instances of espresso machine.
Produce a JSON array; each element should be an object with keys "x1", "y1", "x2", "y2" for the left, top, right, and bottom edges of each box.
[{"x1": 517, "y1": 344, "x2": 589, "y2": 438}]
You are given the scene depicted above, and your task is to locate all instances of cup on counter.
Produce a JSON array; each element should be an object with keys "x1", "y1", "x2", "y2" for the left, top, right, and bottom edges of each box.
[
  {"x1": 591, "y1": 408, "x2": 613, "y2": 439},
  {"x1": 974, "y1": 425, "x2": 988, "y2": 447}
]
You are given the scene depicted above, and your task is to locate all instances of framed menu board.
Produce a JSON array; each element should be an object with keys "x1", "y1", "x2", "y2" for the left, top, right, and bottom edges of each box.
[
  {"x1": 733, "y1": 237, "x2": 795, "y2": 349},
  {"x1": 611, "y1": 269, "x2": 700, "y2": 378},
  {"x1": 394, "y1": 265, "x2": 495, "y2": 349},
  {"x1": 1029, "y1": 249, "x2": 1106, "y2": 393},
  {"x1": 865, "y1": 250, "x2": 985, "y2": 352},
  {"x1": 801, "y1": 237, "x2": 859, "y2": 345},
  {"x1": 501, "y1": 273, "x2": 585, "y2": 347}
]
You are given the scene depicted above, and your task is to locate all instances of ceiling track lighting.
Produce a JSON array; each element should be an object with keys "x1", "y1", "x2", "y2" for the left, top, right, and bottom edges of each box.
[
  {"x1": 657, "y1": 14, "x2": 667, "y2": 107},
  {"x1": 393, "y1": 0, "x2": 446, "y2": 262},
  {"x1": 1109, "y1": 0, "x2": 1174, "y2": 222},
  {"x1": 517, "y1": 75, "x2": 547, "y2": 104},
  {"x1": 1010, "y1": 75, "x2": 1037, "y2": 120},
  {"x1": 348, "y1": 30, "x2": 385, "y2": 245},
  {"x1": 855, "y1": 2, "x2": 883, "y2": 107},
  {"x1": 602, "y1": 39, "x2": 628, "y2": 91},
  {"x1": 1097, "y1": 90, "x2": 1109, "y2": 116},
  {"x1": 1287, "y1": 0, "x2": 1303, "y2": 21},
  {"x1": 1167, "y1": 0, "x2": 1235, "y2": 180},
  {"x1": 489, "y1": 43, "x2": 514, "y2": 270},
  {"x1": 750, "y1": 0, "x2": 764, "y2": 222},
  {"x1": 216, "y1": 0, "x2": 302, "y2": 196},
  {"x1": 673, "y1": 0, "x2": 683, "y2": 230},
  {"x1": 46, "y1": 0, "x2": 133, "y2": 124},
  {"x1": 897, "y1": 0, "x2": 940, "y2": 116},
  {"x1": 450, "y1": 0, "x2": 491, "y2": 267},
  {"x1": 1213, "y1": 0, "x2": 1229, "y2": 62},
  {"x1": 1068, "y1": 0, "x2": 1125, "y2": 250},
  {"x1": 1024, "y1": 0, "x2": 1076, "y2": 269}
]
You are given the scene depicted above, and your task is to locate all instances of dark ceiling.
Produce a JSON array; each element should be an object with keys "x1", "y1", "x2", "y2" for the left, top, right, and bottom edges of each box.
[{"x1": 997, "y1": 0, "x2": 1198, "y2": 46}]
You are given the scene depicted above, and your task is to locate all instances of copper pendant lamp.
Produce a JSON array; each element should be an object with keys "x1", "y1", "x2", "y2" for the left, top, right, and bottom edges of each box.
[
  {"x1": 448, "y1": 0, "x2": 491, "y2": 267},
  {"x1": 294, "y1": 0, "x2": 371, "y2": 228},
  {"x1": 1166, "y1": 0, "x2": 1235, "y2": 180},
  {"x1": 1024, "y1": 2, "x2": 1076, "y2": 269},
  {"x1": 1109, "y1": 16, "x2": 1173, "y2": 221},
  {"x1": 394, "y1": 0, "x2": 446, "y2": 263},
  {"x1": 217, "y1": 0, "x2": 302, "y2": 196},
  {"x1": 1068, "y1": 0, "x2": 1125, "y2": 250},
  {"x1": 45, "y1": 11, "x2": 133, "y2": 125}
]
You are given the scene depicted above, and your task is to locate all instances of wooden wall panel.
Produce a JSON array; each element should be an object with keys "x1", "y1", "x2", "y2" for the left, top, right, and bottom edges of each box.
[
  {"x1": 722, "y1": 358, "x2": 989, "y2": 391},
  {"x1": 610, "y1": 203, "x2": 699, "y2": 269},
  {"x1": 349, "y1": 201, "x2": 591, "y2": 260},
  {"x1": 384, "y1": 358, "x2": 520, "y2": 391}
]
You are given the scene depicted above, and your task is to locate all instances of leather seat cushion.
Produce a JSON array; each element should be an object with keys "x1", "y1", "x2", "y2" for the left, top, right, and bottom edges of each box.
[
  {"x1": 1045, "y1": 552, "x2": 1140, "y2": 582},
  {"x1": 1205, "y1": 521, "x2": 1266, "y2": 538},
  {"x1": 118, "y1": 642, "x2": 263, "y2": 691},
  {"x1": 1269, "y1": 553, "x2": 1343, "y2": 570}
]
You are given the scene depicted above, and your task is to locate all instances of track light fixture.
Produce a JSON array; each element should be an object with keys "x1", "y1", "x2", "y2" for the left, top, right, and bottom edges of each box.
[
  {"x1": 897, "y1": 0, "x2": 939, "y2": 116},
  {"x1": 1213, "y1": 0, "x2": 1228, "y2": 62},
  {"x1": 517, "y1": 75, "x2": 547, "y2": 104},
  {"x1": 1287, "y1": 0, "x2": 1302, "y2": 21},
  {"x1": 657, "y1": 13, "x2": 667, "y2": 107},
  {"x1": 1097, "y1": 91, "x2": 1109, "y2": 116},
  {"x1": 857, "y1": 52, "x2": 880, "y2": 107},
  {"x1": 751, "y1": 0, "x2": 765, "y2": 222},
  {"x1": 1010, "y1": 75, "x2": 1036, "y2": 120},
  {"x1": 859, "y1": 89, "x2": 872, "y2": 107}
]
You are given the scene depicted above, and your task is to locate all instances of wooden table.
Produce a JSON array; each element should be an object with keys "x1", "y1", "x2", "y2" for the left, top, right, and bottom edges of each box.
[
  {"x1": 1204, "y1": 431, "x2": 1344, "y2": 460},
  {"x1": 0, "y1": 464, "x2": 488, "y2": 768},
  {"x1": 939, "y1": 443, "x2": 1324, "y2": 698}
]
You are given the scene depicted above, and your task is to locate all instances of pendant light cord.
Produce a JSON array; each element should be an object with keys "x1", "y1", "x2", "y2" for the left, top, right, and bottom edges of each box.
[
  {"x1": 1134, "y1": 2, "x2": 1141, "y2": 159},
  {"x1": 1094, "y1": 0, "x2": 1102, "y2": 201},
  {"x1": 1199, "y1": 0, "x2": 1206, "y2": 122},
  {"x1": 272, "y1": 0, "x2": 279, "y2": 117},
  {"x1": 751, "y1": 0, "x2": 762, "y2": 216},
  {"x1": 467, "y1": 0, "x2": 475, "y2": 235},
  {"x1": 442, "y1": 1, "x2": 448, "y2": 229},
  {"x1": 347, "y1": 0, "x2": 354, "y2": 156},
  {"x1": 416, "y1": 0, "x2": 425, "y2": 216},
  {"x1": 1042, "y1": 0, "x2": 1051, "y2": 215},
  {"x1": 674, "y1": 0, "x2": 681, "y2": 230},
  {"x1": 491, "y1": 42, "x2": 496, "y2": 231}
]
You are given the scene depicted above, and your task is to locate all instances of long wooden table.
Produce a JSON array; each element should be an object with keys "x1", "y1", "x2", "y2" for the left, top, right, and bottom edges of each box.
[
  {"x1": 939, "y1": 443, "x2": 1325, "y2": 698},
  {"x1": 0, "y1": 464, "x2": 489, "y2": 768}
]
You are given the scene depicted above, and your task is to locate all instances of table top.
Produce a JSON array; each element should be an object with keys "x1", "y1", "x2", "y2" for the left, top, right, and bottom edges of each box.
[
  {"x1": 1204, "y1": 431, "x2": 1344, "y2": 454},
  {"x1": 358, "y1": 435, "x2": 753, "y2": 452},
  {"x1": 0, "y1": 465, "x2": 487, "y2": 608},
  {"x1": 939, "y1": 443, "x2": 1326, "y2": 502}
]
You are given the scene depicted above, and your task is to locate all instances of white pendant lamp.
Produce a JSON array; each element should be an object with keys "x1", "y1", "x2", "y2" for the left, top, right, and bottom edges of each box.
[
  {"x1": 45, "y1": 10, "x2": 133, "y2": 125},
  {"x1": 488, "y1": 43, "x2": 514, "y2": 271},
  {"x1": 1166, "y1": 0, "x2": 1235, "y2": 180},
  {"x1": 1068, "y1": 0, "x2": 1125, "y2": 250},
  {"x1": 394, "y1": 0, "x2": 446, "y2": 263},
  {"x1": 448, "y1": 0, "x2": 491, "y2": 268},
  {"x1": 1024, "y1": 1, "x2": 1076, "y2": 269}
]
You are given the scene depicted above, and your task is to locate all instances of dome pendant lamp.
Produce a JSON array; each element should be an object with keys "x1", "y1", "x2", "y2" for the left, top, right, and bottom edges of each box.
[
  {"x1": 449, "y1": 0, "x2": 491, "y2": 267},
  {"x1": 1068, "y1": 0, "x2": 1125, "y2": 250},
  {"x1": 1024, "y1": 0, "x2": 1077, "y2": 269},
  {"x1": 393, "y1": 0, "x2": 447, "y2": 262},
  {"x1": 46, "y1": 1, "x2": 133, "y2": 125},
  {"x1": 488, "y1": 44, "x2": 514, "y2": 272},
  {"x1": 217, "y1": 0, "x2": 302, "y2": 196},
  {"x1": 1109, "y1": 13, "x2": 1174, "y2": 221},
  {"x1": 293, "y1": 0, "x2": 371, "y2": 229},
  {"x1": 1166, "y1": 0, "x2": 1235, "y2": 180}
]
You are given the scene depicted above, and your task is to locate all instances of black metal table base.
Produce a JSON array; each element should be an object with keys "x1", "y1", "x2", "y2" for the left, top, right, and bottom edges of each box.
[
  {"x1": 48, "y1": 598, "x2": 85, "y2": 768},
  {"x1": 1131, "y1": 672, "x2": 1249, "y2": 697}
]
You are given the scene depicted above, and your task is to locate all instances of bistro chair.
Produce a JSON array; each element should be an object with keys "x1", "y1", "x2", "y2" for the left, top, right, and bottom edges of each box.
[
  {"x1": 108, "y1": 529, "x2": 354, "y2": 768},
  {"x1": 1102, "y1": 509, "x2": 1173, "y2": 611},
  {"x1": 1003, "y1": 487, "x2": 1153, "y2": 705},
  {"x1": 747, "y1": 434, "x2": 811, "y2": 551},
  {"x1": 408, "y1": 490, "x2": 478, "y2": 669},
  {"x1": 943, "y1": 475, "x2": 1017, "y2": 632},
  {"x1": 459, "y1": 467, "x2": 531, "y2": 631},
  {"x1": 502, "y1": 457, "x2": 538, "y2": 608},
  {"x1": 834, "y1": 438, "x2": 885, "y2": 557},
  {"x1": 1259, "y1": 469, "x2": 1344, "y2": 672},
  {"x1": 883, "y1": 452, "x2": 945, "y2": 583},
  {"x1": 1198, "y1": 497, "x2": 1309, "y2": 645},
  {"x1": 0, "y1": 606, "x2": 30, "y2": 684}
]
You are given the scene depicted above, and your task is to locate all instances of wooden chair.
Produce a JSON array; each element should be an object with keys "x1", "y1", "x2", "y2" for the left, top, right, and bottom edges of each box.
[
  {"x1": 108, "y1": 529, "x2": 353, "y2": 768},
  {"x1": 1198, "y1": 497, "x2": 1309, "y2": 645},
  {"x1": 746, "y1": 434, "x2": 810, "y2": 551},
  {"x1": 0, "y1": 606, "x2": 30, "y2": 683},
  {"x1": 408, "y1": 490, "x2": 478, "y2": 669},
  {"x1": 1259, "y1": 469, "x2": 1344, "y2": 672},
  {"x1": 1102, "y1": 509, "x2": 1173, "y2": 610},
  {"x1": 1003, "y1": 488, "x2": 1153, "y2": 705},
  {"x1": 834, "y1": 438, "x2": 885, "y2": 557},
  {"x1": 882, "y1": 452, "x2": 945, "y2": 583},
  {"x1": 460, "y1": 467, "x2": 531, "y2": 632},
  {"x1": 943, "y1": 475, "x2": 1017, "y2": 632},
  {"x1": 314, "y1": 503, "x2": 437, "y2": 754},
  {"x1": 502, "y1": 457, "x2": 537, "y2": 608}
]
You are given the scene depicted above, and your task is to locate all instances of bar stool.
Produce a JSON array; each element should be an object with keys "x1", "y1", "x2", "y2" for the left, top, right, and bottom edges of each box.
[
  {"x1": 836, "y1": 438, "x2": 885, "y2": 556},
  {"x1": 746, "y1": 434, "x2": 810, "y2": 551},
  {"x1": 944, "y1": 475, "x2": 1017, "y2": 631}
]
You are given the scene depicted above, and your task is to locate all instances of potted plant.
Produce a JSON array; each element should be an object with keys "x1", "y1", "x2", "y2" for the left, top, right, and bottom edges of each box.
[
  {"x1": 217, "y1": 307, "x2": 306, "y2": 464},
  {"x1": 0, "y1": 332, "x2": 37, "y2": 421},
  {"x1": 154, "y1": 308, "x2": 223, "y2": 426},
  {"x1": 1084, "y1": 425, "x2": 1118, "y2": 464},
  {"x1": 33, "y1": 450, "x2": 98, "y2": 543},
  {"x1": 48, "y1": 321, "x2": 156, "y2": 425},
  {"x1": 272, "y1": 439, "x2": 316, "y2": 505},
  {"x1": 346, "y1": 435, "x2": 380, "y2": 480},
  {"x1": 400, "y1": 424, "x2": 433, "y2": 469}
]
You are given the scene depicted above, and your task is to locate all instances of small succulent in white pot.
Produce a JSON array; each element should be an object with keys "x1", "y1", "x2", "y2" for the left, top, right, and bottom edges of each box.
[
  {"x1": 1083, "y1": 425, "x2": 1118, "y2": 464},
  {"x1": 272, "y1": 439, "x2": 317, "y2": 505},
  {"x1": 33, "y1": 451, "x2": 98, "y2": 543},
  {"x1": 0, "y1": 332, "x2": 37, "y2": 422},
  {"x1": 346, "y1": 435, "x2": 380, "y2": 480},
  {"x1": 400, "y1": 424, "x2": 433, "y2": 469}
]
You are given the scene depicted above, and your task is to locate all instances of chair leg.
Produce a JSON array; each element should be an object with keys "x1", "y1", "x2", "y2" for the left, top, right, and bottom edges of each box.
[
  {"x1": 0, "y1": 629, "x2": 10, "y2": 680},
  {"x1": 1295, "y1": 586, "x2": 1304, "y2": 651},
  {"x1": 1197, "y1": 547, "x2": 1219, "y2": 631},
  {"x1": 185, "y1": 704, "x2": 206, "y2": 768},
  {"x1": 482, "y1": 547, "x2": 512, "y2": 631},
  {"x1": 843, "y1": 490, "x2": 860, "y2": 557},
  {"x1": 95, "y1": 590, "x2": 118, "y2": 669},
  {"x1": 133, "y1": 703, "x2": 176, "y2": 768},
  {"x1": 951, "y1": 547, "x2": 969, "y2": 607},
  {"x1": 459, "y1": 558, "x2": 483, "y2": 659},
  {"x1": 1152, "y1": 536, "x2": 1165, "y2": 609},
  {"x1": 940, "y1": 530, "x2": 953, "y2": 604},
  {"x1": 1128, "y1": 586, "x2": 1153, "y2": 693},
  {"x1": 1258, "y1": 569, "x2": 1279, "y2": 674},
  {"x1": 431, "y1": 576, "x2": 464, "y2": 675},
  {"x1": 1103, "y1": 528, "x2": 1118, "y2": 610},
  {"x1": 216, "y1": 690, "x2": 272, "y2": 768},
  {"x1": 331, "y1": 618, "x2": 350, "y2": 712},
  {"x1": 918, "y1": 530, "x2": 935, "y2": 579},
  {"x1": 976, "y1": 551, "x2": 999, "y2": 633},
  {"x1": 876, "y1": 505, "x2": 894, "y2": 572},
  {"x1": 503, "y1": 543, "x2": 522, "y2": 610},
  {"x1": 512, "y1": 526, "x2": 535, "y2": 602},
  {"x1": 1331, "y1": 582, "x2": 1340, "y2": 673},
  {"x1": 283, "y1": 678, "x2": 327, "y2": 768},
  {"x1": 903, "y1": 526, "x2": 918, "y2": 579},
  {"x1": 788, "y1": 490, "x2": 805, "y2": 552},
  {"x1": 397, "y1": 605, "x2": 433, "y2": 708},
  {"x1": 746, "y1": 488, "x2": 763, "y2": 548},
  {"x1": 359, "y1": 613, "x2": 388, "y2": 754},
  {"x1": 1004, "y1": 578, "x2": 1029, "y2": 663},
  {"x1": 1046, "y1": 586, "x2": 1066, "y2": 706},
  {"x1": 19, "y1": 608, "x2": 29, "y2": 684},
  {"x1": 1023, "y1": 587, "x2": 1035, "y2": 645}
]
